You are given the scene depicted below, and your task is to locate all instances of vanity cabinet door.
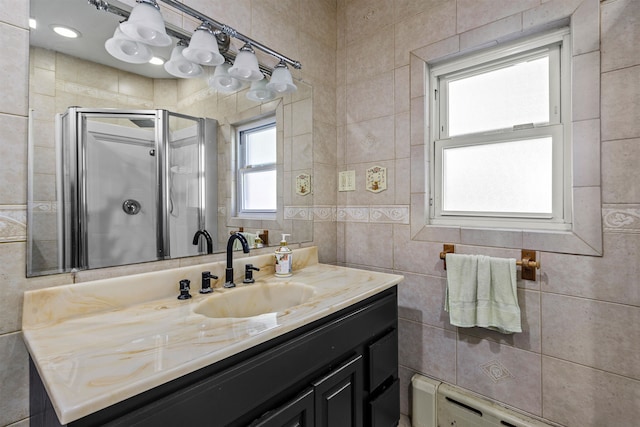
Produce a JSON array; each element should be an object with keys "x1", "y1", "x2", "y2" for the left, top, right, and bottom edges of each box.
[
  {"x1": 313, "y1": 354, "x2": 363, "y2": 427},
  {"x1": 368, "y1": 379, "x2": 400, "y2": 427},
  {"x1": 249, "y1": 388, "x2": 314, "y2": 427}
]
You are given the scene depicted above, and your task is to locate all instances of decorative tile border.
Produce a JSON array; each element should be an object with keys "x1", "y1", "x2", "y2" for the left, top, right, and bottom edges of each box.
[
  {"x1": 312, "y1": 206, "x2": 337, "y2": 222},
  {"x1": 370, "y1": 206, "x2": 410, "y2": 224},
  {"x1": 284, "y1": 206, "x2": 311, "y2": 220},
  {"x1": 603, "y1": 205, "x2": 640, "y2": 234},
  {"x1": 336, "y1": 205, "x2": 410, "y2": 224},
  {"x1": 0, "y1": 205, "x2": 27, "y2": 242}
]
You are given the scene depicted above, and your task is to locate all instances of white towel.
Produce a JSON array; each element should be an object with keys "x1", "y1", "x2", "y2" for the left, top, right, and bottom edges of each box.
[{"x1": 445, "y1": 253, "x2": 521, "y2": 334}]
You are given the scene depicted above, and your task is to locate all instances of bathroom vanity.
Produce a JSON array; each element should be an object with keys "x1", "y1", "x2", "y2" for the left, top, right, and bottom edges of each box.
[{"x1": 23, "y1": 247, "x2": 403, "y2": 426}]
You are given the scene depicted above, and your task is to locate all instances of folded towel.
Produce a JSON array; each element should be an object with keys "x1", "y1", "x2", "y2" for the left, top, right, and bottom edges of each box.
[
  {"x1": 232, "y1": 232, "x2": 256, "y2": 250},
  {"x1": 445, "y1": 254, "x2": 521, "y2": 334}
]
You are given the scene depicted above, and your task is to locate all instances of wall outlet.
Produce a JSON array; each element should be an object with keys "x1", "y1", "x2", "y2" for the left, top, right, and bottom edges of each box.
[{"x1": 339, "y1": 170, "x2": 356, "y2": 191}]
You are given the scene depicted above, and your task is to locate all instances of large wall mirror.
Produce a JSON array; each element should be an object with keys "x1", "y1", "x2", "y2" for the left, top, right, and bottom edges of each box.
[{"x1": 27, "y1": 0, "x2": 313, "y2": 276}]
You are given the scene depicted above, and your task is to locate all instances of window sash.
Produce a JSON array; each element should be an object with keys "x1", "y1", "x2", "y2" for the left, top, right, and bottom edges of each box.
[
  {"x1": 429, "y1": 29, "x2": 570, "y2": 229},
  {"x1": 433, "y1": 125, "x2": 564, "y2": 222},
  {"x1": 236, "y1": 118, "x2": 277, "y2": 215}
]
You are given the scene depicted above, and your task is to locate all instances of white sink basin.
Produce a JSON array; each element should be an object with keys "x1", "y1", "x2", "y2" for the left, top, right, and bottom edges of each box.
[{"x1": 193, "y1": 282, "x2": 316, "y2": 318}]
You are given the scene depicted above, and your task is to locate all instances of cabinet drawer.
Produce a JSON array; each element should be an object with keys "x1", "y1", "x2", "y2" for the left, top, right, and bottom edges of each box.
[
  {"x1": 368, "y1": 378, "x2": 400, "y2": 427},
  {"x1": 368, "y1": 328, "x2": 398, "y2": 392}
]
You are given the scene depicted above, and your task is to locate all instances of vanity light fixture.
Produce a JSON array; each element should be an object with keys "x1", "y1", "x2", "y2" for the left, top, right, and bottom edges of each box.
[
  {"x1": 119, "y1": 0, "x2": 171, "y2": 47},
  {"x1": 92, "y1": 0, "x2": 302, "y2": 98},
  {"x1": 246, "y1": 76, "x2": 275, "y2": 102},
  {"x1": 209, "y1": 61, "x2": 244, "y2": 93},
  {"x1": 228, "y1": 43, "x2": 263, "y2": 81},
  {"x1": 51, "y1": 24, "x2": 81, "y2": 38},
  {"x1": 266, "y1": 61, "x2": 297, "y2": 94},
  {"x1": 164, "y1": 41, "x2": 203, "y2": 78},
  {"x1": 105, "y1": 26, "x2": 153, "y2": 64},
  {"x1": 183, "y1": 25, "x2": 225, "y2": 66}
]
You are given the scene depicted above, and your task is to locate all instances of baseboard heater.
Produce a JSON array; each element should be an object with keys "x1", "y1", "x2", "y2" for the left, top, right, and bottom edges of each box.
[{"x1": 411, "y1": 374, "x2": 551, "y2": 427}]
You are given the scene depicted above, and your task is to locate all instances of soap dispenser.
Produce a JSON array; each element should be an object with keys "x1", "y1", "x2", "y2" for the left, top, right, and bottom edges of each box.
[{"x1": 274, "y1": 234, "x2": 292, "y2": 277}]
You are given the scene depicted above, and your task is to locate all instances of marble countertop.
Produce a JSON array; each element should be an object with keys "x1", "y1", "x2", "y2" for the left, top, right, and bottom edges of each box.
[{"x1": 22, "y1": 247, "x2": 404, "y2": 424}]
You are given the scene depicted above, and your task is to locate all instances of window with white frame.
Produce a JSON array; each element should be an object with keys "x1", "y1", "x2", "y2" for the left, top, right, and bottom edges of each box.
[
  {"x1": 236, "y1": 117, "x2": 277, "y2": 217},
  {"x1": 430, "y1": 29, "x2": 571, "y2": 230}
]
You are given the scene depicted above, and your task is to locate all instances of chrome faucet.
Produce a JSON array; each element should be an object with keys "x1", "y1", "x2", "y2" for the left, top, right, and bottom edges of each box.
[
  {"x1": 224, "y1": 233, "x2": 250, "y2": 288},
  {"x1": 192, "y1": 229, "x2": 213, "y2": 254}
]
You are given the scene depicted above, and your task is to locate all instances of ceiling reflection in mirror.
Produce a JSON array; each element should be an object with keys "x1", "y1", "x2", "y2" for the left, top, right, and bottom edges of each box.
[{"x1": 27, "y1": 0, "x2": 313, "y2": 277}]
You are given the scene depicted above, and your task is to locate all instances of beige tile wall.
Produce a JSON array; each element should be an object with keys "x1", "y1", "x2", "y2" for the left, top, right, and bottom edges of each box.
[
  {"x1": 2, "y1": 0, "x2": 639, "y2": 425},
  {"x1": 336, "y1": 0, "x2": 640, "y2": 426},
  {"x1": 0, "y1": 0, "x2": 336, "y2": 425}
]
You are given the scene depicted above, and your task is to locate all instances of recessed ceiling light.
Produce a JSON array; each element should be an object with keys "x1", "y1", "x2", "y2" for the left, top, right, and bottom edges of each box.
[
  {"x1": 149, "y1": 56, "x2": 165, "y2": 65},
  {"x1": 51, "y1": 25, "x2": 81, "y2": 39},
  {"x1": 29, "y1": 18, "x2": 37, "y2": 29}
]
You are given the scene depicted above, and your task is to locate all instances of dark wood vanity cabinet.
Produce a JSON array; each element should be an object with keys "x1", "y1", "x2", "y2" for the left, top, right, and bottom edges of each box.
[{"x1": 31, "y1": 287, "x2": 399, "y2": 427}]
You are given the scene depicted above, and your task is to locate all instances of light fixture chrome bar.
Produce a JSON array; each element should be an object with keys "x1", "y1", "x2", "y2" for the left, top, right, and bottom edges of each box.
[
  {"x1": 88, "y1": 0, "x2": 290, "y2": 75},
  {"x1": 156, "y1": 0, "x2": 302, "y2": 70}
]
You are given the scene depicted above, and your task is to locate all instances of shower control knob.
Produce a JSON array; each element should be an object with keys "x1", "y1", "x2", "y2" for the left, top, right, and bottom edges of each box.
[{"x1": 122, "y1": 199, "x2": 141, "y2": 215}]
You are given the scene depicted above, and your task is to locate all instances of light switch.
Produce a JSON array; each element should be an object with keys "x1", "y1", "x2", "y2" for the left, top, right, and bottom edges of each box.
[{"x1": 339, "y1": 170, "x2": 356, "y2": 191}]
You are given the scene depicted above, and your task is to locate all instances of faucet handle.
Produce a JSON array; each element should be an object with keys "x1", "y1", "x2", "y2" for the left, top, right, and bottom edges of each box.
[
  {"x1": 243, "y1": 264, "x2": 260, "y2": 284},
  {"x1": 177, "y1": 279, "x2": 192, "y2": 300},
  {"x1": 199, "y1": 271, "x2": 218, "y2": 294}
]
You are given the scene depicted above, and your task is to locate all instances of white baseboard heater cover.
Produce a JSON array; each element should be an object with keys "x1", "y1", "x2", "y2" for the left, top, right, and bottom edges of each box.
[{"x1": 411, "y1": 374, "x2": 551, "y2": 427}]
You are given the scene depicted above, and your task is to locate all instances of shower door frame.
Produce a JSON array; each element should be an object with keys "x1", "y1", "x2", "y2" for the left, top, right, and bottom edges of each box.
[{"x1": 62, "y1": 107, "x2": 213, "y2": 270}]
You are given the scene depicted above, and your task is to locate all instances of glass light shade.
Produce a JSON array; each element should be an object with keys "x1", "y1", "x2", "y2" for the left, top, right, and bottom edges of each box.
[
  {"x1": 266, "y1": 63, "x2": 297, "y2": 93},
  {"x1": 164, "y1": 45, "x2": 203, "y2": 78},
  {"x1": 182, "y1": 27, "x2": 224, "y2": 66},
  {"x1": 105, "y1": 27, "x2": 153, "y2": 64},
  {"x1": 246, "y1": 77, "x2": 275, "y2": 102},
  {"x1": 209, "y1": 62, "x2": 243, "y2": 93},
  {"x1": 119, "y1": 1, "x2": 171, "y2": 47},
  {"x1": 228, "y1": 45, "x2": 263, "y2": 81}
]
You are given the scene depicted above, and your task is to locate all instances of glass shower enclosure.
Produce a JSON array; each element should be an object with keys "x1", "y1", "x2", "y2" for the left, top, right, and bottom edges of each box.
[{"x1": 53, "y1": 108, "x2": 217, "y2": 271}]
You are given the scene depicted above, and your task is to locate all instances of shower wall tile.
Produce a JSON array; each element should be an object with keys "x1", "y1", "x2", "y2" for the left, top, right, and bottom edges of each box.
[
  {"x1": 345, "y1": 0, "x2": 393, "y2": 45},
  {"x1": 343, "y1": 222, "x2": 393, "y2": 268},
  {"x1": 602, "y1": 138, "x2": 640, "y2": 203},
  {"x1": 346, "y1": 26, "x2": 395, "y2": 84},
  {"x1": 542, "y1": 233, "x2": 640, "y2": 306},
  {"x1": 394, "y1": 65, "x2": 410, "y2": 114},
  {"x1": 313, "y1": 82, "x2": 337, "y2": 126},
  {"x1": 601, "y1": 0, "x2": 640, "y2": 72},
  {"x1": 0, "y1": 332, "x2": 28, "y2": 426},
  {"x1": 602, "y1": 65, "x2": 640, "y2": 141},
  {"x1": 0, "y1": 242, "x2": 71, "y2": 335},
  {"x1": 456, "y1": 337, "x2": 542, "y2": 416},
  {"x1": 541, "y1": 293, "x2": 640, "y2": 379},
  {"x1": 522, "y1": 0, "x2": 583, "y2": 31},
  {"x1": 459, "y1": 13, "x2": 523, "y2": 52},
  {"x1": 393, "y1": 225, "x2": 446, "y2": 277},
  {"x1": 299, "y1": 0, "x2": 336, "y2": 48},
  {"x1": 0, "y1": 0, "x2": 28, "y2": 28},
  {"x1": 0, "y1": 22, "x2": 28, "y2": 116},
  {"x1": 398, "y1": 318, "x2": 457, "y2": 384},
  {"x1": 345, "y1": 72, "x2": 394, "y2": 124},
  {"x1": 572, "y1": 119, "x2": 601, "y2": 188},
  {"x1": 572, "y1": 51, "x2": 600, "y2": 122},
  {"x1": 0, "y1": 113, "x2": 27, "y2": 205},
  {"x1": 457, "y1": 0, "x2": 537, "y2": 34},
  {"x1": 395, "y1": 112, "x2": 411, "y2": 159},
  {"x1": 571, "y1": 0, "x2": 599, "y2": 56},
  {"x1": 397, "y1": 272, "x2": 453, "y2": 330},
  {"x1": 394, "y1": 0, "x2": 451, "y2": 24},
  {"x1": 394, "y1": 1, "x2": 457, "y2": 66},
  {"x1": 345, "y1": 115, "x2": 395, "y2": 164},
  {"x1": 543, "y1": 356, "x2": 640, "y2": 427}
]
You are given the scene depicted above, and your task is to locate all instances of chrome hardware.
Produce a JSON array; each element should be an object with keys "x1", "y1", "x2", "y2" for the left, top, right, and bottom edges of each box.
[{"x1": 122, "y1": 199, "x2": 141, "y2": 215}]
